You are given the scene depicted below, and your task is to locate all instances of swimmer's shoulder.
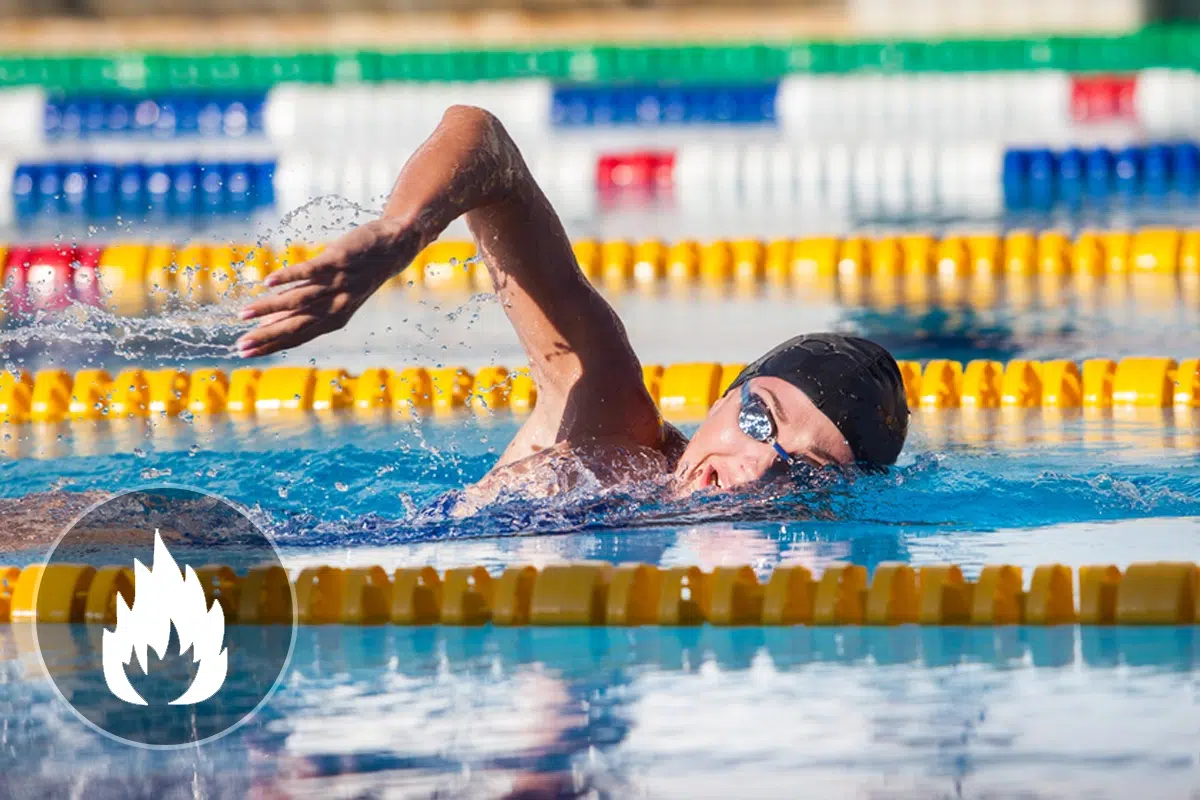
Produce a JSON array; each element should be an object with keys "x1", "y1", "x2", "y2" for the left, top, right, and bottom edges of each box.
[{"x1": 457, "y1": 428, "x2": 682, "y2": 516}]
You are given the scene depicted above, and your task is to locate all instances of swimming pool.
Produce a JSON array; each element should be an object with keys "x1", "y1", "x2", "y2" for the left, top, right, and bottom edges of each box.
[
  {"x1": 4, "y1": 622, "x2": 1199, "y2": 796},
  {"x1": 3, "y1": 32, "x2": 1200, "y2": 798},
  {"x1": 2, "y1": 286, "x2": 1199, "y2": 795}
]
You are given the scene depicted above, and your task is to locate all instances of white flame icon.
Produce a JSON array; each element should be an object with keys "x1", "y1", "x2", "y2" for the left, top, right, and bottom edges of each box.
[{"x1": 102, "y1": 530, "x2": 228, "y2": 706}]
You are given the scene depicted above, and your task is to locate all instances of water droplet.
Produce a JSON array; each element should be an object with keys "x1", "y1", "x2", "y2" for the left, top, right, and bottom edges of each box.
[
  {"x1": 399, "y1": 493, "x2": 417, "y2": 517},
  {"x1": 335, "y1": 482, "x2": 348, "y2": 492},
  {"x1": 133, "y1": 447, "x2": 146, "y2": 458},
  {"x1": 188, "y1": 444, "x2": 199, "y2": 457},
  {"x1": 277, "y1": 486, "x2": 289, "y2": 499}
]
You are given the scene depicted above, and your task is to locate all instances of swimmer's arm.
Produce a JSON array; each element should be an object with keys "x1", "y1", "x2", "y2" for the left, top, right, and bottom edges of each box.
[{"x1": 238, "y1": 105, "x2": 662, "y2": 462}]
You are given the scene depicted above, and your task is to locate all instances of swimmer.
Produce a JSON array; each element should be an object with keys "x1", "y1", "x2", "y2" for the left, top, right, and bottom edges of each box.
[{"x1": 236, "y1": 106, "x2": 908, "y2": 509}]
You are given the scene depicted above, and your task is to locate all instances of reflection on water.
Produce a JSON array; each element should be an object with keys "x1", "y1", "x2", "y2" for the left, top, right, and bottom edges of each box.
[
  {"x1": 8, "y1": 181, "x2": 1200, "y2": 799},
  {"x1": 36, "y1": 624, "x2": 292, "y2": 748},
  {"x1": 1, "y1": 412, "x2": 1198, "y2": 583},
  {"x1": 3, "y1": 405, "x2": 1198, "y2": 463},
  {"x1": 2, "y1": 268, "x2": 1199, "y2": 375},
  {"x1": 1, "y1": 213, "x2": 1199, "y2": 795},
  {"x1": 2, "y1": 624, "x2": 1197, "y2": 798}
]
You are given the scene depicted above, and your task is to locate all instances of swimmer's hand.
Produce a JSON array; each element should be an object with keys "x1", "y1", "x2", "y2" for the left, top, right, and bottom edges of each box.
[
  {"x1": 236, "y1": 218, "x2": 420, "y2": 358},
  {"x1": 236, "y1": 105, "x2": 519, "y2": 358}
]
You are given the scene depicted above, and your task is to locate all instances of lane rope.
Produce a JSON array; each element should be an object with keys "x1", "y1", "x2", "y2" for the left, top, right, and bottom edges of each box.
[
  {"x1": 3, "y1": 560, "x2": 1195, "y2": 627},
  {"x1": 1, "y1": 356, "x2": 1198, "y2": 425},
  {"x1": 4, "y1": 229, "x2": 1200, "y2": 319}
]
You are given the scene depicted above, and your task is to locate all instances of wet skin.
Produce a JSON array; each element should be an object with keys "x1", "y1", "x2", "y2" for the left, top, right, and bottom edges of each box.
[
  {"x1": 236, "y1": 106, "x2": 854, "y2": 506},
  {"x1": 674, "y1": 376, "x2": 854, "y2": 495}
]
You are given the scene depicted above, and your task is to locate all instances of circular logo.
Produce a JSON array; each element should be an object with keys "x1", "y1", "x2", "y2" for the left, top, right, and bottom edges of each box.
[{"x1": 34, "y1": 486, "x2": 295, "y2": 749}]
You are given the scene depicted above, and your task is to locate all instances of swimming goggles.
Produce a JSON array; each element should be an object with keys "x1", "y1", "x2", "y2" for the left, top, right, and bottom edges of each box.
[{"x1": 737, "y1": 382, "x2": 793, "y2": 467}]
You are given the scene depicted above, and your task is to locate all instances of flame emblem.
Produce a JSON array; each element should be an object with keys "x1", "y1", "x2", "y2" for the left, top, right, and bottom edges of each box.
[{"x1": 102, "y1": 530, "x2": 228, "y2": 706}]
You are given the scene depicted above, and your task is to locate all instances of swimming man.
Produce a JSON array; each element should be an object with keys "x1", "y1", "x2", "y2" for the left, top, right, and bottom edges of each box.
[{"x1": 236, "y1": 106, "x2": 909, "y2": 507}]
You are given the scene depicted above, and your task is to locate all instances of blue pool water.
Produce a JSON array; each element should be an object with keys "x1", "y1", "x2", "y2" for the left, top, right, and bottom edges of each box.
[
  {"x1": 1, "y1": 387, "x2": 1198, "y2": 797},
  {"x1": 4, "y1": 623, "x2": 1199, "y2": 797},
  {"x1": 2, "y1": 411, "x2": 1199, "y2": 558},
  {"x1": 2, "y1": 247, "x2": 1199, "y2": 796}
]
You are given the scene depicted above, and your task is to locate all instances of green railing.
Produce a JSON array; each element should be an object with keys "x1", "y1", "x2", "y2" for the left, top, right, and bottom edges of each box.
[{"x1": 3, "y1": 28, "x2": 1200, "y2": 92}]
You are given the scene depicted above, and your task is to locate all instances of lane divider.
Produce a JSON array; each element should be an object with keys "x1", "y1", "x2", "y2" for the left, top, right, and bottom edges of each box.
[
  {"x1": 1003, "y1": 142, "x2": 1200, "y2": 211},
  {"x1": 4, "y1": 229, "x2": 1200, "y2": 317},
  {"x1": 3, "y1": 561, "x2": 1195, "y2": 626},
  {"x1": 1, "y1": 356, "x2": 1197, "y2": 425},
  {"x1": 17, "y1": 137, "x2": 1200, "y2": 225},
  {"x1": 1, "y1": 242, "x2": 284, "y2": 317},
  {"x1": 210, "y1": 142, "x2": 1200, "y2": 221},
  {"x1": 41, "y1": 93, "x2": 266, "y2": 141},
  {"x1": 6, "y1": 70, "x2": 1195, "y2": 148},
  {"x1": 2, "y1": 34, "x2": 1198, "y2": 95},
  {"x1": 10, "y1": 159, "x2": 275, "y2": 222}
]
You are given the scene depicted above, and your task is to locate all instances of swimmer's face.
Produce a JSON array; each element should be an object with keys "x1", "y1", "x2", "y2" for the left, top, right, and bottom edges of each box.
[{"x1": 673, "y1": 376, "x2": 854, "y2": 495}]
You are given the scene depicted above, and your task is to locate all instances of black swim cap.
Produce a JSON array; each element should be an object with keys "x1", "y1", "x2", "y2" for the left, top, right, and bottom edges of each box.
[{"x1": 725, "y1": 333, "x2": 909, "y2": 466}]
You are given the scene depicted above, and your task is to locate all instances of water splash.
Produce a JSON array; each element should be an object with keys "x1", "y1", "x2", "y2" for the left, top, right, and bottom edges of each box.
[
  {"x1": 274, "y1": 193, "x2": 383, "y2": 243},
  {"x1": 0, "y1": 301, "x2": 247, "y2": 363},
  {"x1": 3, "y1": 416, "x2": 1199, "y2": 555},
  {"x1": 260, "y1": 449, "x2": 1200, "y2": 547}
]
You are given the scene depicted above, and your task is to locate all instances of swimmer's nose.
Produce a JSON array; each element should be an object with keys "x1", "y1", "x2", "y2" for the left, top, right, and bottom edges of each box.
[{"x1": 724, "y1": 449, "x2": 778, "y2": 488}]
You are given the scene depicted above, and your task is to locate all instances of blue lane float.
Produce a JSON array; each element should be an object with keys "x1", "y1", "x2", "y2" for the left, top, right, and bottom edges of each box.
[
  {"x1": 1003, "y1": 142, "x2": 1200, "y2": 211},
  {"x1": 551, "y1": 82, "x2": 778, "y2": 127},
  {"x1": 42, "y1": 93, "x2": 266, "y2": 140},
  {"x1": 36, "y1": 85, "x2": 778, "y2": 141},
  {"x1": 10, "y1": 159, "x2": 276, "y2": 221},
  {"x1": 10, "y1": 140, "x2": 1200, "y2": 224}
]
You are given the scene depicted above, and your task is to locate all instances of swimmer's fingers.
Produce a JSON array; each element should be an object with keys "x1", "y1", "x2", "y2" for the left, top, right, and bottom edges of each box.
[
  {"x1": 235, "y1": 309, "x2": 299, "y2": 353},
  {"x1": 240, "y1": 282, "x2": 328, "y2": 321},
  {"x1": 265, "y1": 220, "x2": 420, "y2": 289},
  {"x1": 236, "y1": 313, "x2": 330, "y2": 358},
  {"x1": 263, "y1": 248, "x2": 342, "y2": 288},
  {"x1": 243, "y1": 308, "x2": 294, "y2": 328}
]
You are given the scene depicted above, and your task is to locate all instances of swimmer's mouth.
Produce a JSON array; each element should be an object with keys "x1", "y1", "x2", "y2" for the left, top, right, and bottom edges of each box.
[
  {"x1": 688, "y1": 463, "x2": 723, "y2": 492},
  {"x1": 706, "y1": 467, "x2": 723, "y2": 490},
  {"x1": 672, "y1": 460, "x2": 727, "y2": 496}
]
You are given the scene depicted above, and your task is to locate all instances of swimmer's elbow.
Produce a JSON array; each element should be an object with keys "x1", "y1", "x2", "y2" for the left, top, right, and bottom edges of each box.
[
  {"x1": 441, "y1": 104, "x2": 509, "y2": 145},
  {"x1": 443, "y1": 103, "x2": 497, "y2": 124},
  {"x1": 439, "y1": 104, "x2": 527, "y2": 190}
]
